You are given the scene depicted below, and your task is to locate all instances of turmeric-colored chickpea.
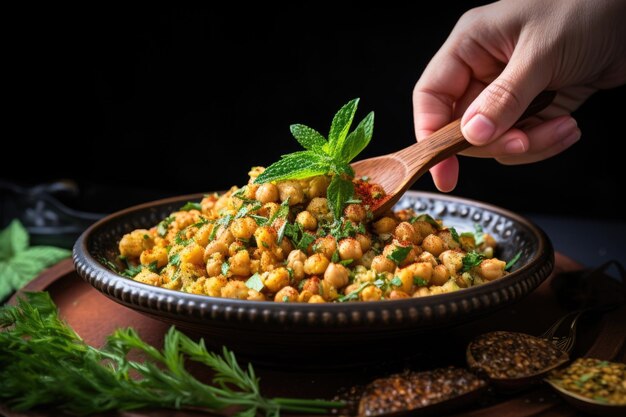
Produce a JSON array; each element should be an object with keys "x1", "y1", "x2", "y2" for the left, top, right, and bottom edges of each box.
[
  {"x1": 439, "y1": 250, "x2": 465, "y2": 274},
  {"x1": 417, "y1": 251, "x2": 438, "y2": 267},
  {"x1": 483, "y1": 234, "x2": 497, "y2": 249},
  {"x1": 228, "y1": 250, "x2": 251, "y2": 276},
  {"x1": 394, "y1": 222, "x2": 418, "y2": 243},
  {"x1": 204, "y1": 241, "x2": 229, "y2": 261},
  {"x1": 274, "y1": 286, "x2": 299, "y2": 302},
  {"x1": 308, "y1": 176, "x2": 329, "y2": 198},
  {"x1": 323, "y1": 263, "x2": 349, "y2": 289},
  {"x1": 360, "y1": 285, "x2": 382, "y2": 301},
  {"x1": 221, "y1": 281, "x2": 249, "y2": 300},
  {"x1": 204, "y1": 276, "x2": 227, "y2": 297},
  {"x1": 407, "y1": 262, "x2": 433, "y2": 285},
  {"x1": 478, "y1": 258, "x2": 506, "y2": 281},
  {"x1": 437, "y1": 229, "x2": 460, "y2": 250},
  {"x1": 373, "y1": 217, "x2": 397, "y2": 235},
  {"x1": 133, "y1": 269, "x2": 162, "y2": 286},
  {"x1": 247, "y1": 290, "x2": 266, "y2": 301},
  {"x1": 119, "y1": 229, "x2": 154, "y2": 258},
  {"x1": 303, "y1": 253, "x2": 330, "y2": 275},
  {"x1": 370, "y1": 255, "x2": 396, "y2": 273},
  {"x1": 359, "y1": 249, "x2": 376, "y2": 269},
  {"x1": 254, "y1": 226, "x2": 276, "y2": 251},
  {"x1": 412, "y1": 287, "x2": 431, "y2": 297},
  {"x1": 306, "y1": 197, "x2": 330, "y2": 219},
  {"x1": 355, "y1": 233, "x2": 371, "y2": 252},
  {"x1": 180, "y1": 243, "x2": 205, "y2": 266},
  {"x1": 422, "y1": 234, "x2": 446, "y2": 257},
  {"x1": 263, "y1": 267, "x2": 290, "y2": 292},
  {"x1": 389, "y1": 290, "x2": 410, "y2": 299},
  {"x1": 344, "y1": 204, "x2": 366, "y2": 222},
  {"x1": 338, "y1": 238, "x2": 363, "y2": 261},
  {"x1": 413, "y1": 221, "x2": 435, "y2": 242},
  {"x1": 140, "y1": 246, "x2": 168, "y2": 268},
  {"x1": 230, "y1": 217, "x2": 257, "y2": 240},
  {"x1": 308, "y1": 295, "x2": 326, "y2": 303},
  {"x1": 302, "y1": 276, "x2": 321, "y2": 295},
  {"x1": 205, "y1": 253, "x2": 224, "y2": 277},
  {"x1": 258, "y1": 202, "x2": 280, "y2": 219},
  {"x1": 431, "y1": 264, "x2": 450, "y2": 286},
  {"x1": 228, "y1": 241, "x2": 246, "y2": 257},
  {"x1": 312, "y1": 236, "x2": 336, "y2": 259},
  {"x1": 298, "y1": 290, "x2": 314, "y2": 303},
  {"x1": 215, "y1": 228, "x2": 235, "y2": 247},
  {"x1": 277, "y1": 181, "x2": 304, "y2": 205},
  {"x1": 296, "y1": 211, "x2": 317, "y2": 231},
  {"x1": 255, "y1": 183, "x2": 279, "y2": 203}
]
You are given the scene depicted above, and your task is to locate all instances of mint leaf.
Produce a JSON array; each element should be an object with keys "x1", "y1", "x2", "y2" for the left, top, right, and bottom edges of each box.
[
  {"x1": 339, "y1": 111, "x2": 374, "y2": 163},
  {"x1": 449, "y1": 227, "x2": 460, "y2": 243},
  {"x1": 328, "y1": 98, "x2": 359, "y2": 156},
  {"x1": 254, "y1": 151, "x2": 330, "y2": 184},
  {"x1": 290, "y1": 124, "x2": 327, "y2": 151},
  {"x1": 386, "y1": 245, "x2": 412, "y2": 264},
  {"x1": 245, "y1": 273, "x2": 264, "y2": 292},
  {"x1": 0, "y1": 263, "x2": 20, "y2": 298},
  {"x1": 327, "y1": 176, "x2": 355, "y2": 219},
  {"x1": 505, "y1": 251, "x2": 522, "y2": 271},
  {"x1": 462, "y1": 251, "x2": 485, "y2": 272},
  {"x1": 414, "y1": 276, "x2": 428, "y2": 287},
  {"x1": 179, "y1": 202, "x2": 202, "y2": 211},
  {"x1": 409, "y1": 214, "x2": 442, "y2": 230},
  {"x1": 0, "y1": 219, "x2": 29, "y2": 260}
]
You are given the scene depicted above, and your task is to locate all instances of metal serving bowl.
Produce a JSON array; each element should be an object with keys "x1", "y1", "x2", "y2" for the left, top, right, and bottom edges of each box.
[{"x1": 73, "y1": 191, "x2": 554, "y2": 366}]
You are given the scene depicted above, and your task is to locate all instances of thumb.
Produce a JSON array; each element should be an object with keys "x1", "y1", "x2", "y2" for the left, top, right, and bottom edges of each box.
[{"x1": 461, "y1": 50, "x2": 548, "y2": 146}]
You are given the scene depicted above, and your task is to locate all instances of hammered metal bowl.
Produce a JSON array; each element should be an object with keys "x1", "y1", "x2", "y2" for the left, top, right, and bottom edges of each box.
[{"x1": 73, "y1": 191, "x2": 554, "y2": 365}]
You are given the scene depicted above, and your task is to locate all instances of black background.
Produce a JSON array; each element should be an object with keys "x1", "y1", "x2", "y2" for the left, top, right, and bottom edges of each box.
[{"x1": 3, "y1": 3, "x2": 625, "y2": 220}]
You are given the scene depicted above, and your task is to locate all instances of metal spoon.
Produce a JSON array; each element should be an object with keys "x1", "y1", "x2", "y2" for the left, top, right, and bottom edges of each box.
[{"x1": 351, "y1": 91, "x2": 556, "y2": 216}]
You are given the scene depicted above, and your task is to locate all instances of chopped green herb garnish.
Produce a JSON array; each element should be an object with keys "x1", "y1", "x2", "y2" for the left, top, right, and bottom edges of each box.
[
  {"x1": 345, "y1": 199, "x2": 362, "y2": 204},
  {"x1": 409, "y1": 214, "x2": 441, "y2": 229},
  {"x1": 449, "y1": 227, "x2": 459, "y2": 243},
  {"x1": 284, "y1": 222, "x2": 316, "y2": 252},
  {"x1": 245, "y1": 273, "x2": 264, "y2": 292},
  {"x1": 250, "y1": 215, "x2": 269, "y2": 226},
  {"x1": 390, "y1": 276, "x2": 402, "y2": 287},
  {"x1": 121, "y1": 263, "x2": 143, "y2": 278},
  {"x1": 361, "y1": 175, "x2": 369, "y2": 182},
  {"x1": 413, "y1": 276, "x2": 428, "y2": 287},
  {"x1": 331, "y1": 250, "x2": 340, "y2": 263},
  {"x1": 474, "y1": 224, "x2": 485, "y2": 246},
  {"x1": 386, "y1": 245, "x2": 412, "y2": 264},
  {"x1": 282, "y1": 296, "x2": 289, "y2": 302},
  {"x1": 462, "y1": 251, "x2": 485, "y2": 272},
  {"x1": 143, "y1": 234, "x2": 150, "y2": 240},
  {"x1": 221, "y1": 261, "x2": 230, "y2": 276},
  {"x1": 235, "y1": 201, "x2": 262, "y2": 219},
  {"x1": 505, "y1": 251, "x2": 522, "y2": 271},
  {"x1": 157, "y1": 216, "x2": 175, "y2": 237},
  {"x1": 337, "y1": 282, "x2": 370, "y2": 302},
  {"x1": 276, "y1": 220, "x2": 288, "y2": 244},
  {"x1": 209, "y1": 214, "x2": 233, "y2": 241},
  {"x1": 179, "y1": 202, "x2": 202, "y2": 211},
  {"x1": 339, "y1": 259, "x2": 353, "y2": 266},
  {"x1": 169, "y1": 253, "x2": 181, "y2": 267}
]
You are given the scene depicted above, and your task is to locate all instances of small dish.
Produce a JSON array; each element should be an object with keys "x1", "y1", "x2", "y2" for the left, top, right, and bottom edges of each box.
[
  {"x1": 73, "y1": 191, "x2": 554, "y2": 365},
  {"x1": 545, "y1": 379, "x2": 625, "y2": 417}
]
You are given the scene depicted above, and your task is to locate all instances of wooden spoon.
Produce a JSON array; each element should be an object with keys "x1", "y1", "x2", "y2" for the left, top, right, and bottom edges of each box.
[{"x1": 351, "y1": 91, "x2": 556, "y2": 216}]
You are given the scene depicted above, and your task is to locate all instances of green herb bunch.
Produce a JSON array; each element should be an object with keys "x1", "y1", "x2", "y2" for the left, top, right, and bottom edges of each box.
[
  {"x1": 254, "y1": 98, "x2": 374, "y2": 219},
  {"x1": 0, "y1": 292, "x2": 342, "y2": 416}
]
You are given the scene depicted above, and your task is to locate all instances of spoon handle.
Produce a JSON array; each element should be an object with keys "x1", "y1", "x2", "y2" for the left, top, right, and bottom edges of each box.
[{"x1": 400, "y1": 90, "x2": 557, "y2": 178}]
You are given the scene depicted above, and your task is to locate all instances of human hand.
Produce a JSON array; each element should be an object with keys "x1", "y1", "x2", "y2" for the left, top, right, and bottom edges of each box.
[{"x1": 413, "y1": 0, "x2": 626, "y2": 191}]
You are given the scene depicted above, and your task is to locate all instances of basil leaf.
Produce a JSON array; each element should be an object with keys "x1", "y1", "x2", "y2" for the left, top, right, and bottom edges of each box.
[
  {"x1": 245, "y1": 273, "x2": 264, "y2": 292},
  {"x1": 328, "y1": 98, "x2": 359, "y2": 156},
  {"x1": 462, "y1": 251, "x2": 485, "y2": 272},
  {"x1": 254, "y1": 151, "x2": 330, "y2": 184},
  {"x1": 327, "y1": 176, "x2": 355, "y2": 219},
  {"x1": 339, "y1": 111, "x2": 374, "y2": 163},
  {"x1": 179, "y1": 202, "x2": 202, "y2": 211},
  {"x1": 505, "y1": 251, "x2": 522, "y2": 271},
  {"x1": 386, "y1": 245, "x2": 412, "y2": 264},
  {"x1": 290, "y1": 124, "x2": 327, "y2": 151}
]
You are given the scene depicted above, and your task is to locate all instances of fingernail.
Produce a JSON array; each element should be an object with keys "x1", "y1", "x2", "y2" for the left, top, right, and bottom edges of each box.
[
  {"x1": 561, "y1": 129, "x2": 581, "y2": 148},
  {"x1": 462, "y1": 114, "x2": 496, "y2": 145},
  {"x1": 504, "y1": 138, "x2": 527, "y2": 154},
  {"x1": 556, "y1": 118, "x2": 578, "y2": 138}
]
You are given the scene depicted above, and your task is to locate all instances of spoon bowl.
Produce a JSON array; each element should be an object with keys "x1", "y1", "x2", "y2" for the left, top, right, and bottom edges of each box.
[
  {"x1": 352, "y1": 91, "x2": 556, "y2": 216},
  {"x1": 545, "y1": 379, "x2": 626, "y2": 417}
]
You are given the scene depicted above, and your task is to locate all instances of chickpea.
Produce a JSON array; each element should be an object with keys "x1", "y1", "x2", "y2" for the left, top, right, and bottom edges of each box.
[
  {"x1": 413, "y1": 221, "x2": 435, "y2": 242},
  {"x1": 389, "y1": 290, "x2": 410, "y2": 299},
  {"x1": 323, "y1": 263, "x2": 349, "y2": 289},
  {"x1": 178, "y1": 262, "x2": 205, "y2": 287},
  {"x1": 359, "y1": 249, "x2": 376, "y2": 269},
  {"x1": 296, "y1": 210, "x2": 317, "y2": 231},
  {"x1": 417, "y1": 251, "x2": 438, "y2": 267},
  {"x1": 133, "y1": 269, "x2": 162, "y2": 286},
  {"x1": 437, "y1": 229, "x2": 459, "y2": 249},
  {"x1": 119, "y1": 229, "x2": 154, "y2": 258},
  {"x1": 394, "y1": 222, "x2": 418, "y2": 243},
  {"x1": 263, "y1": 267, "x2": 290, "y2": 292},
  {"x1": 228, "y1": 241, "x2": 246, "y2": 257},
  {"x1": 344, "y1": 204, "x2": 366, "y2": 222},
  {"x1": 439, "y1": 250, "x2": 465, "y2": 274},
  {"x1": 228, "y1": 250, "x2": 251, "y2": 276},
  {"x1": 312, "y1": 236, "x2": 336, "y2": 259},
  {"x1": 422, "y1": 234, "x2": 446, "y2": 257},
  {"x1": 221, "y1": 281, "x2": 249, "y2": 300},
  {"x1": 308, "y1": 295, "x2": 326, "y2": 303},
  {"x1": 205, "y1": 253, "x2": 224, "y2": 277},
  {"x1": 259, "y1": 251, "x2": 277, "y2": 273},
  {"x1": 308, "y1": 176, "x2": 329, "y2": 198},
  {"x1": 287, "y1": 249, "x2": 307, "y2": 264},
  {"x1": 383, "y1": 242, "x2": 418, "y2": 267},
  {"x1": 287, "y1": 250, "x2": 306, "y2": 281},
  {"x1": 373, "y1": 217, "x2": 397, "y2": 235},
  {"x1": 431, "y1": 264, "x2": 450, "y2": 286},
  {"x1": 455, "y1": 272, "x2": 472, "y2": 288},
  {"x1": 204, "y1": 241, "x2": 229, "y2": 261},
  {"x1": 140, "y1": 246, "x2": 168, "y2": 268},
  {"x1": 254, "y1": 226, "x2": 276, "y2": 251},
  {"x1": 255, "y1": 183, "x2": 279, "y2": 203},
  {"x1": 338, "y1": 238, "x2": 363, "y2": 261},
  {"x1": 459, "y1": 234, "x2": 476, "y2": 251},
  {"x1": 180, "y1": 243, "x2": 205, "y2": 266},
  {"x1": 360, "y1": 285, "x2": 382, "y2": 301},
  {"x1": 204, "y1": 276, "x2": 227, "y2": 297},
  {"x1": 258, "y1": 202, "x2": 280, "y2": 219},
  {"x1": 277, "y1": 181, "x2": 304, "y2": 205},
  {"x1": 248, "y1": 166, "x2": 264, "y2": 182},
  {"x1": 200, "y1": 194, "x2": 218, "y2": 215},
  {"x1": 247, "y1": 290, "x2": 266, "y2": 301},
  {"x1": 274, "y1": 286, "x2": 299, "y2": 302},
  {"x1": 355, "y1": 233, "x2": 371, "y2": 252},
  {"x1": 230, "y1": 217, "x2": 257, "y2": 240},
  {"x1": 303, "y1": 253, "x2": 330, "y2": 275},
  {"x1": 319, "y1": 280, "x2": 338, "y2": 301},
  {"x1": 302, "y1": 276, "x2": 321, "y2": 295},
  {"x1": 412, "y1": 287, "x2": 431, "y2": 297},
  {"x1": 483, "y1": 234, "x2": 497, "y2": 249},
  {"x1": 215, "y1": 228, "x2": 235, "y2": 247},
  {"x1": 298, "y1": 290, "x2": 314, "y2": 303},
  {"x1": 370, "y1": 255, "x2": 396, "y2": 273},
  {"x1": 306, "y1": 197, "x2": 330, "y2": 219},
  {"x1": 478, "y1": 258, "x2": 506, "y2": 281}
]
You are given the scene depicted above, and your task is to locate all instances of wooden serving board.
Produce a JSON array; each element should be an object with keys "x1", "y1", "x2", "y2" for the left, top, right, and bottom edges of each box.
[{"x1": 2, "y1": 254, "x2": 625, "y2": 417}]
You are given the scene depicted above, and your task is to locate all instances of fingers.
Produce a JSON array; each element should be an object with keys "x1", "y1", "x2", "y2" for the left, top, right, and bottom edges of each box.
[
  {"x1": 430, "y1": 157, "x2": 459, "y2": 192},
  {"x1": 461, "y1": 36, "x2": 550, "y2": 147}
]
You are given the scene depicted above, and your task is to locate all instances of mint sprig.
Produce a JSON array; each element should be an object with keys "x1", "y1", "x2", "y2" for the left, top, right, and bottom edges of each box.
[{"x1": 254, "y1": 98, "x2": 374, "y2": 219}]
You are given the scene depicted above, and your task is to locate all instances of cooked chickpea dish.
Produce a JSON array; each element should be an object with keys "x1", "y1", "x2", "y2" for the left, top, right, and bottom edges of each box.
[{"x1": 115, "y1": 168, "x2": 516, "y2": 303}]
